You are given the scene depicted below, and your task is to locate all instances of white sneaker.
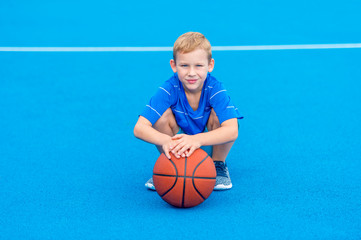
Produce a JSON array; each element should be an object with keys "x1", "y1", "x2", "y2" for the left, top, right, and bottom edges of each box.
[
  {"x1": 214, "y1": 161, "x2": 232, "y2": 190},
  {"x1": 145, "y1": 177, "x2": 156, "y2": 191}
]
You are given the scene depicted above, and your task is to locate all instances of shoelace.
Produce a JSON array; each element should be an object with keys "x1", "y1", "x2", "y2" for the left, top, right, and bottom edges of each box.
[{"x1": 214, "y1": 161, "x2": 228, "y2": 177}]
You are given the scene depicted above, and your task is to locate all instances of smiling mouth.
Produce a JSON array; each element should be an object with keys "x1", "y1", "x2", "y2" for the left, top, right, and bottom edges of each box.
[{"x1": 187, "y1": 79, "x2": 197, "y2": 84}]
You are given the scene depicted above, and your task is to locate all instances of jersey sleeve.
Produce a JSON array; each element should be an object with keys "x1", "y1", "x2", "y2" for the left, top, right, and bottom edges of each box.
[
  {"x1": 140, "y1": 81, "x2": 175, "y2": 125},
  {"x1": 209, "y1": 82, "x2": 243, "y2": 124}
]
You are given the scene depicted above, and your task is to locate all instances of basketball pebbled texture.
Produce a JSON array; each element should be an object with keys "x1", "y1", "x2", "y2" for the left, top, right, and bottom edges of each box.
[{"x1": 153, "y1": 148, "x2": 216, "y2": 208}]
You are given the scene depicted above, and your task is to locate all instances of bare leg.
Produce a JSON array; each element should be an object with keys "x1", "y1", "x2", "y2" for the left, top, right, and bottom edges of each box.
[
  {"x1": 207, "y1": 109, "x2": 236, "y2": 162},
  {"x1": 152, "y1": 108, "x2": 179, "y2": 154}
]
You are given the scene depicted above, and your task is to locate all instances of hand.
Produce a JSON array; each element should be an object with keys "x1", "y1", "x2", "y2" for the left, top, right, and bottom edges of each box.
[
  {"x1": 170, "y1": 134, "x2": 201, "y2": 158},
  {"x1": 161, "y1": 137, "x2": 178, "y2": 159}
]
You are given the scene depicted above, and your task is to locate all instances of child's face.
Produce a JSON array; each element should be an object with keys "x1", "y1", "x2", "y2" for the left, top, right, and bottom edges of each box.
[{"x1": 170, "y1": 49, "x2": 214, "y2": 94}]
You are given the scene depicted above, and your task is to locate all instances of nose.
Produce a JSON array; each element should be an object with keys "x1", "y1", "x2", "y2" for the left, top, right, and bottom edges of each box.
[{"x1": 188, "y1": 66, "x2": 196, "y2": 76}]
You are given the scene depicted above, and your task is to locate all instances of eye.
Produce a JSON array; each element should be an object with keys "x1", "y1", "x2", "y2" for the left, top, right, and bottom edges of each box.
[
  {"x1": 196, "y1": 65, "x2": 204, "y2": 67},
  {"x1": 180, "y1": 64, "x2": 188, "y2": 67}
]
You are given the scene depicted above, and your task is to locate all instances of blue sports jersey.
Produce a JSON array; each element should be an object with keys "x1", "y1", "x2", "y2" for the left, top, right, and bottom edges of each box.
[{"x1": 140, "y1": 73, "x2": 242, "y2": 135}]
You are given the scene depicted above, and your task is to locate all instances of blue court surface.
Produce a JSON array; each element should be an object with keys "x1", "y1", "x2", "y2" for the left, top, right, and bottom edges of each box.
[{"x1": 1, "y1": 1, "x2": 361, "y2": 239}]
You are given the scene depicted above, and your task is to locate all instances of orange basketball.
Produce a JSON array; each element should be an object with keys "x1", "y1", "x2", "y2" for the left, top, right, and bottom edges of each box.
[{"x1": 153, "y1": 148, "x2": 216, "y2": 208}]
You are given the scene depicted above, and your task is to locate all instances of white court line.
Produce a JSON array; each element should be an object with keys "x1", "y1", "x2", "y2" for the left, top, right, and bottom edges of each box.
[{"x1": 0, "y1": 43, "x2": 361, "y2": 52}]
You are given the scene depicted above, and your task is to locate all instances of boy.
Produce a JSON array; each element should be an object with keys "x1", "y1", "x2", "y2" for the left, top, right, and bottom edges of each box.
[{"x1": 134, "y1": 32, "x2": 242, "y2": 190}]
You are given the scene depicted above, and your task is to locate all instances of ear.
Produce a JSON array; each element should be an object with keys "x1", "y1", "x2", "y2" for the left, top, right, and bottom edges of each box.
[
  {"x1": 170, "y1": 59, "x2": 177, "y2": 73},
  {"x1": 208, "y1": 58, "x2": 215, "y2": 73}
]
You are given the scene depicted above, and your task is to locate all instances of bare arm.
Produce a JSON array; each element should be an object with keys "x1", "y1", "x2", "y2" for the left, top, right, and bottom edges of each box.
[
  {"x1": 197, "y1": 118, "x2": 238, "y2": 145},
  {"x1": 133, "y1": 116, "x2": 173, "y2": 158},
  {"x1": 171, "y1": 118, "x2": 238, "y2": 157}
]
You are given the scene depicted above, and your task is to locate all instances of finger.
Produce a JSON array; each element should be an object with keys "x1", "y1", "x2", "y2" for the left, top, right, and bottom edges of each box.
[
  {"x1": 184, "y1": 150, "x2": 189, "y2": 157},
  {"x1": 172, "y1": 151, "x2": 181, "y2": 159},
  {"x1": 162, "y1": 146, "x2": 171, "y2": 159},
  {"x1": 171, "y1": 141, "x2": 182, "y2": 151},
  {"x1": 167, "y1": 143, "x2": 180, "y2": 158},
  {"x1": 177, "y1": 145, "x2": 190, "y2": 157},
  {"x1": 171, "y1": 134, "x2": 184, "y2": 140},
  {"x1": 186, "y1": 146, "x2": 197, "y2": 157},
  {"x1": 165, "y1": 151, "x2": 172, "y2": 159},
  {"x1": 173, "y1": 152, "x2": 181, "y2": 158},
  {"x1": 172, "y1": 144, "x2": 186, "y2": 159},
  {"x1": 169, "y1": 139, "x2": 181, "y2": 150}
]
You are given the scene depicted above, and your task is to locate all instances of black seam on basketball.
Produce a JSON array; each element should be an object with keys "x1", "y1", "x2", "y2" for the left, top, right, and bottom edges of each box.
[
  {"x1": 181, "y1": 156, "x2": 187, "y2": 208},
  {"x1": 160, "y1": 157, "x2": 178, "y2": 197},
  {"x1": 154, "y1": 174, "x2": 215, "y2": 179},
  {"x1": 192, "y1": 154, "x2": 211, "y2": 200}
]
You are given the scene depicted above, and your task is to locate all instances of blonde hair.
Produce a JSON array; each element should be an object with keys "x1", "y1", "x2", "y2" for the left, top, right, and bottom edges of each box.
[{"x1": 173, "y1": 32, "x2": 212, "y2": 63}]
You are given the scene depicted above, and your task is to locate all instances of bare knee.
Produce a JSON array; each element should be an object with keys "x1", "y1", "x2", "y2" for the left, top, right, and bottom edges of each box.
[
  {"x1": 153, "y1": 108, "x2": 179, "y2": 136},
  {"x1": 207, "y1": 109, "x2": 221, "y2": 131}
]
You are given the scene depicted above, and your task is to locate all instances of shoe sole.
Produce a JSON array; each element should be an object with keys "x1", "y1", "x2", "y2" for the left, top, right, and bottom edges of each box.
[
  {"x1": 213, "y1": 183, "x2": 232, "y2": 191},
  {"x1": 146, "y1": 183, "x2": 231, "y2": 191},
  {"x1": 145, "y1": 183, "x2": 156, "y2": 191}
]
